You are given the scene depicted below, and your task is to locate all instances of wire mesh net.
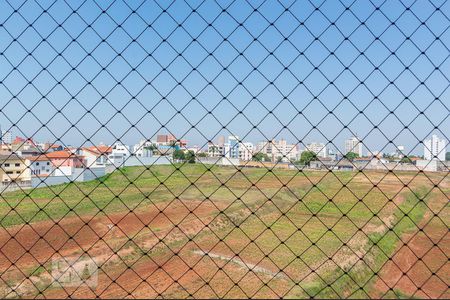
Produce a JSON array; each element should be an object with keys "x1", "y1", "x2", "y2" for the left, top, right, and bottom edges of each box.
[{"x1": 0, "y1": 0, "x2": 449, "y2": 298}]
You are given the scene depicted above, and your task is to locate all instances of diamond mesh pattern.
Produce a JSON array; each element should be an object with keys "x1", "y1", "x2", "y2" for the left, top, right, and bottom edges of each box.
[{"x1": 0, "y1": 0, "x2": 449, "y2": 298}]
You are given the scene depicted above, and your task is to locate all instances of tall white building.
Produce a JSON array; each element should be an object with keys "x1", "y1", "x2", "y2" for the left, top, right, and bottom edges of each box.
[
  {"x1": 226, "y1": 136, "x2": 240, "y2": 159},
  {"x1": 345, "y1": 137, "x2": 363, "y2": 157},
  {"x1": 239, "y1": 142, "x2": 253, "y2": 161},
  {"x1": 256, "y1": 139, "x2": 298, "y2": 162},
  {"x1": 424, "y1": 135, "x2": 447, "y2": 161},
  {"x1": 1, "y1": 130, "x2": 12, "y2": 144},
  {"x1": 306, "y1": 142, "x2": 327, "y2": 158}
]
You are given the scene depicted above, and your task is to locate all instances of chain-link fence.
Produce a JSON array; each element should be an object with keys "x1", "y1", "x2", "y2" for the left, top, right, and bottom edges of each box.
[{"x1": 0, "y1": 0, "x2": 449, "y2": 298}]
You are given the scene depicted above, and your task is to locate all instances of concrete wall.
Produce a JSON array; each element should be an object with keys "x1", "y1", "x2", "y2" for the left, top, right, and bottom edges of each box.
[
  {"x1": 104, "y1": 156, "x2": 173, "y2": 174},
  {"x1": 0, "y1": 180, "x2": 31, "y2": 193},
  {"x1": 32, "y1": 176, "x2": 71, "y2": 189},
  {"x1": 197, "y1": 157, "x2": 240, "y2": 166},
  {"x1": 123, "y1": 156, "x2": 172, "y2": 167},
  {"x1": 31, "y1": 167, "x2": 106, "y2": 188}
]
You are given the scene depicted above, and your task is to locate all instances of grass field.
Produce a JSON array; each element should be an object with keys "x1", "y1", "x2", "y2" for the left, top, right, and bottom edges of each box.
[{"x1": 0, "y1": 164, "x2": 448, "y2": 298}]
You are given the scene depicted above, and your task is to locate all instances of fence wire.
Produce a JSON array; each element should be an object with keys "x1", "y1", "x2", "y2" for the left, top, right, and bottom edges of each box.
[{"x1": 0, "y1": 0, "x2": 449, "y2": 299}]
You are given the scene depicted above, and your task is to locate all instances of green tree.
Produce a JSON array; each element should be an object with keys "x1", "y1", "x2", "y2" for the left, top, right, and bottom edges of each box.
[
  {"x1": 446, "y1": 152, "x2": 450, "y2": 161},
  {"x1": 173, "y1": 149, "x2": 185, "y2": 161},
  {"x1": 185, "y1": 150, "x2": 196, "y2": 163},
  {"x1": 344, "y1": 152, "x2": 359, "y2": 161},
  {"x1": 400, "y1": 156, "x2": 413, "y2": 164},
  {"x1": 252, "y1": 152, "x2": 270, "y2": 162},
  {"x1": 197, "y1": 152, "x2": 208, "y2": 158},
  {"x1": 299, "y1": 151, "x2": 317, "y2": 166}
]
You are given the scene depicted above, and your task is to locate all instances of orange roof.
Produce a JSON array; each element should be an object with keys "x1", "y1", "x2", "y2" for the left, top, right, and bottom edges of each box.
[
  {"x1": 25, "y1": 155, "x2": 52, "y2": 162},
  {"x1": 84, "y1": 145, "x2": 112, "y2": 155},
  {"x1": 44, "y1": 150, "x2": 82, "y2": 159}
]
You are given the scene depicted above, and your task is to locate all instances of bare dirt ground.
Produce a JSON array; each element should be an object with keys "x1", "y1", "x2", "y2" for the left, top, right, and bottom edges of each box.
[
  {"x1": 0, "y1": 170, "x2": 448, "y2": 298},
  {"x1": 372, "y1": 212, "x2": 449, "y2": 299}
]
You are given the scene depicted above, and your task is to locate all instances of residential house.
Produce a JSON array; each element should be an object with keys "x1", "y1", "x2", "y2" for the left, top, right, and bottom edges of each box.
[
  {"x1": 78, "y1": 145, "x2": 112, "y2": 168},
  {"x1": 132, "y1": 140, "x2": 154, "y2": 158},
  {"x1": 0, "y1": 154, "x2": 31, "y2": 188},
  {"x1": 107, "y1": 143, "x2": 131, "y2": 166},
  {"x1": 44, "y1": 150, "x2": 85, "y2": 176},
  {"x1": 27, "y1": 155, "x2": 54, "y2": 177},
  {"x1": 11, "y1": 140, "x2": 42, "y2": 157}
]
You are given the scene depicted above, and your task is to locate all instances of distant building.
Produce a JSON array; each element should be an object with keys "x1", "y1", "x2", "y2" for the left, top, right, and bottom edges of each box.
[
  {"x1": 306, "y1": 142, "x2": 327, "y2": 158},
  {"x1": 156, "y1": 134, "x2": 187, "y2": 148},
  {"x1": 78, "y1": 145, "x2": 112, "y2": 168},
  {"x1": 11, "y1": 139, "x2": 42, "y2": 156},
  {"x1": 0, "y1": 154, "x2": 31, "y2": 185},
  {"x1": 45, "y1": 150, "x2": 85, "y2": 168},
  {"x1": 107, "y1": 143, "x2": 131, "y2": 166},
  {"x1": 239, "y1": 142, "x2": 253, "y2": 161},
  {"x1": 132, "y1": 140, "x2": 154, "y2": 158},
  {"x1": 256, "y1": 139, "x2": 298, "y2": 162},
  {"x1": 207, "y1": 142, "x2": 225, "y2": 158},
  {"x1": 424, "y1": 135, "x2": 447, "y2": 161},
  {"x1": 27, "y1": 155, "x2": 54, "y2": 177},
  {"x1": 226, "y1": 136, "x2": 240, "y2": 159},
  {"x1": 1, "y1": 130, "x2": 12, "y2": 144},
  {"x1": 39, "y1": 143, "x2": 64, "y2": 153},
  {"x1": 394, "y1": 145, "x2": 406, "y2": 158},
  {"x1": 345, "y1": 137, "x2": 363, "y2": 157}
]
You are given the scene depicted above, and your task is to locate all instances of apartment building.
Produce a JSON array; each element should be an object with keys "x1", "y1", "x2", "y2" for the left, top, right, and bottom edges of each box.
[
  {"x1": 345, "y1": 137, "x2": 363, "y2": 157},
  {"x1": 306, "y1": 142, "x2": 328, "y2": 158},
  {"x1": 0, "y1": 154, "x2": 31, "y2": 185},
  {"x1": 156, "y1": 134, "x2": 188, "y2": 147},
  {"x1": 424, "y1": 135, "x2": 447, "y2": 161},
  {"x1": 256, "y1": 139, "x2": 298, "y2": 162}
]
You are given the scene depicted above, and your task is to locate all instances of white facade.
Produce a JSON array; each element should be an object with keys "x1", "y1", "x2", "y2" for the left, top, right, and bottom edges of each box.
[
  {"x1": 29, "y1": 159, "x2": 53, "y2": 176},
  {"x1": 306, "y1": 142, "x2": 327, "y2": 158},
  {"x1": 78, "y1": 148, "x2": 108, "y2": 168},
  {"x1": 108, "y1": 143, "x2": 131, "y2": 166},
  {"x1": 345, "y1": 137, "x2": 363, "y2": 157},
  {"x1": 225, "y1": 136, "x2": 240, "y2": 159},
  {"x1": 1, "y1": 131, "x2": 12, "y2": 144},
  {"x1": 424, "y1": 135, "x2": 447, "y2": 161},
  {"x1": 207, "y1": 143, "x2": 225, "y2": 157},
  {"x1": 256, "y1": 139, "x2": 298, "y2": 162},
  {"x1": 239, "y1": 142, "x2": 253, "y2": 161},
  {"x1": 132, "y1": 140, "x2": 154, "y2": 158}
]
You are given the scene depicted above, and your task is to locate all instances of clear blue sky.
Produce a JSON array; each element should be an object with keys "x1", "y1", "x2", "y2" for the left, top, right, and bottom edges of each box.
[{"x1": 0, "y1": 0, "x2": 449, "y2": 156}]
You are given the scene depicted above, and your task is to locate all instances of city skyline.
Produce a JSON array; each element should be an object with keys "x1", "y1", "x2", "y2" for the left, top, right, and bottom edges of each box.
[
  {"x1": 0, "y1": 0, "x2": 448, "y2": 158},
  {"x1": 2, "y1": 125, "x2": 448, "y2": 159}
]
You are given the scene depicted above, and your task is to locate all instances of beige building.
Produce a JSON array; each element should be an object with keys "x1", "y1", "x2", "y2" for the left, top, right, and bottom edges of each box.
[
  {"x1": 256, "y1": 139, "x2": 298, "y2": 162},
  {"x1": 0, "y1": 154, "x2": 31, "y2": 188}
]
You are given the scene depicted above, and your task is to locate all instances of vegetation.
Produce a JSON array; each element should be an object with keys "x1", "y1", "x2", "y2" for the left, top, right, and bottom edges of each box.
[
  {"x1": 1, "y1": 165, "x2": 445, "y2": 298},
  {"x1": 252, "y1": 152, "x2": 270, "y2": 162},
  {"x1": 185, "y1": 150, "x2": 196, "y2": 163},
  {"x1": 446, "y1": 152, "x2": 450, "y2": 161},
  {"x1": 172, "y1": 149, "x2": 185, "y2": 161},
  {"x1": 344, "y1": 151, "x2": 359, "y2": 161},
  {"x1": 298, "y1": 150, "x2": 317, "y2": 165},
  {"x1": 400, "y1": 156, "x2": 413, "y2": 164}
]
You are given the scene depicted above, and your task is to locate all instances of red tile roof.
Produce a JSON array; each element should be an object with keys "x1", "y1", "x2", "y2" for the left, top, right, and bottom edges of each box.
[{"x1": 44, "y1": 150, "x2": 82, "y2": 159}]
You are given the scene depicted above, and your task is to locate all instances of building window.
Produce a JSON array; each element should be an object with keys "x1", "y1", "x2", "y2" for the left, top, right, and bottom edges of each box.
[
  {"x1": 16, "y1": 171, "x2": 20, "y2": 174},
  {"x1": 4, "y1": 163, "x2": 9, "y2": 167},
  {"x1": 6, "y1": 171, "x2": 13, "y2": 174},
  {"x1": 15, "y1": 163, "x2": 20, "y2": 167},
  {"x1": 36, "y1": 162, "x2": 40, "y2": 166}
]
